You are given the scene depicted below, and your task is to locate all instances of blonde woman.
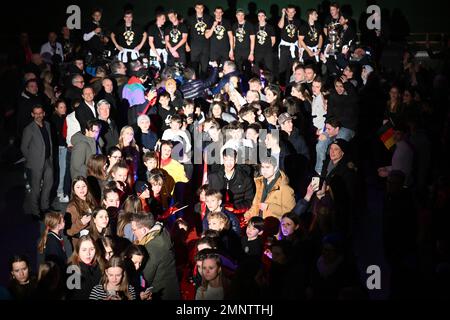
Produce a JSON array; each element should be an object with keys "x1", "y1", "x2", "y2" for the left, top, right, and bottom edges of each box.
[
  {"x1": 117, "y1": 126, "x2": 140, "y2": 185},
  {"x1": 89, "y1": 256, "x2": 136, "y2": 300}
]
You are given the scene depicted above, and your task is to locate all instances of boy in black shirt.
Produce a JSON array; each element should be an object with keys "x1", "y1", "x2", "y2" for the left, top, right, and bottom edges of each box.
[
  {"x1": 148, "y1": 91, "x2": 177, "y2": 137},
  {"x1": 242, "y1": 216, "x2": 264, "y2": 258},
  {"x1": 186, "y1": 3, "x2": 213, "y2": 77},
  {"x1": 165, "y1": 10, "x2": 188, "y2": 67},
  {"x1": 254, "y1": 10, "x2": 276, "y2": 73},
  {"x1": 232, "y1": 9, "x2": 255, "y2": 76},
  {"x1": 206, "y1": 6, "x2": 234, "y2": 67},
  {"x1": 111, "y1": 10, "x2": 147, "y2": 63},
  {"x1": 277, "y1": 5, "x2": 303, "y2": 85},
  {"x1": 148, "y1": 13, "x2": 168, "y2": 70},
  {"x1": 299, "y1": 9, "x2": 323, "y2": 64}
]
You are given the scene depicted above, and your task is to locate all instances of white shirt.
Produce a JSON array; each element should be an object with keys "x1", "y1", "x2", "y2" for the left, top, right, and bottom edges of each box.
[
  {"x1": 195, "y1": 285, "x2": 224, "y2": 300},
  {"x1": 40, "y1": 42, "x2": 64, "y2": 62},
  {"x1": 66, "y1": 111, "x2": 81, "y2": 147},
  {"x1": 85, "y1": 101, "x2": 96, "y2": 118},
  {"x1": 312, "y1": 94, "x2": 326, "y2": 131}
]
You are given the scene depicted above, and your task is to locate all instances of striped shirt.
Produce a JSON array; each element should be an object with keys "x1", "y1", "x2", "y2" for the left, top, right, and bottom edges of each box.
[{"x1": 89, "y1": 285, "x2": 137, "y2": 300}]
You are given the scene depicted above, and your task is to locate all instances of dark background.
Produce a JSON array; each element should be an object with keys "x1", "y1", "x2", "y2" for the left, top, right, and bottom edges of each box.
[{"x1": 0, "y1": 0, "x2": 449, "y2": 50}]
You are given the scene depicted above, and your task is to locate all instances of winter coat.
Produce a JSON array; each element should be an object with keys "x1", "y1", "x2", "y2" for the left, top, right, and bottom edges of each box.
[
  {"x1": 245, "y1": 171, "x2": 296, "y2": 220},
  {"x1": 141, "y1": 224, "x2": 181, "y2": 300}
]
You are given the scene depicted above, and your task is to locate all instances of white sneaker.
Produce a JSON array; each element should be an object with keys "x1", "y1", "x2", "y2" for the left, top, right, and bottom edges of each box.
[{"x1": 59, "y1": 195, "x2": 69, "y2": 203}]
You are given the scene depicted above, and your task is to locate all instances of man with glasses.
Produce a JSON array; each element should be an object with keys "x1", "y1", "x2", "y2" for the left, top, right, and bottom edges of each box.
[
  {"x1": 64, "y1": 74, "x2": 84, "y2": 109},
  {"x1": 21, "y1": 105, "x2": 54, "y2": 219},
  {"x1": 131, "y1": 213, "x2": 180, "y2": 300}
]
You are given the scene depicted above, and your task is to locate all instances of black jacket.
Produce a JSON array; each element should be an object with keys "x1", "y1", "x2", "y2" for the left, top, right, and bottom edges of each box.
[
  {"x1": 63, "y1": 86, "x2": 83, "y2": 109},
  {"x1": 208, "y1": 165, "x2": 255, "y2": 211},
  {"x1": 327, "y1": 82, "x2": 359, "y2": 131},
  {"x1": 50, "y1": 113, "x2": 67, "y2": 147},
  {"x1": 66, "y1": 262, "x2": 102, "y2": 300},
  {"x1": 75, "y1": 101, "x2": 97, "y2": 133},
  {"x1": 17, "y1": 90, "x2": 47, "y2": 134},
  {"x1": 98, "y1": 118, "x2": 119, "y2": 154},
  {"x1": 281, "y1": 128, "x2": 310, "y2": 160},
  {"x1": 45, "y1": 231, "x2": 68, "y2": 272},
  {"x1": 324, "y1": 157, "x2": 360, "y2": 238},
  {"x1": 180, "y1": 67, "x2": 219, "y2": 99}
]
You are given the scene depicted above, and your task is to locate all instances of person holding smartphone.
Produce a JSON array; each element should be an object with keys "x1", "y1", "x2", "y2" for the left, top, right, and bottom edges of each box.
[{"x1": 89, "y1": 256, "x2": 137, "y2": 300}]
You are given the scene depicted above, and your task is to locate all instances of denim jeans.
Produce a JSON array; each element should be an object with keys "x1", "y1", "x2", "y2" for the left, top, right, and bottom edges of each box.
[
  {"x1": 315, "y1": 128, "x2": 355, "y2": 174},
  {"x1": 57, "y1": 146, "x2": 67, "y2": 195}
]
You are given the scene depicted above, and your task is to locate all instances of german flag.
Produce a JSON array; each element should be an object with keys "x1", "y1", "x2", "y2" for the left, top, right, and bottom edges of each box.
[{"x1": 378, "y1": 121, "x2": 396, "y2": 150}]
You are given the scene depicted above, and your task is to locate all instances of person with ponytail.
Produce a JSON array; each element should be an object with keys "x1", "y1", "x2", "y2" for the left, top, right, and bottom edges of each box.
[{"x1": 38, "y1": 212, "x2": 67, "y2": 271}]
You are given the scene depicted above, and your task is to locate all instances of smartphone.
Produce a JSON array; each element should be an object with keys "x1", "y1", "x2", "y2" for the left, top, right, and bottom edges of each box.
[
  {"x1": 107, "y1": 290, "x2": 117, "y2": 297},
  {"x1": 144, "y1": 287, "x2": 154, "y2": 294},
  {"x1": 311, "y1": 177, "x2": 320, "y2": 191}
]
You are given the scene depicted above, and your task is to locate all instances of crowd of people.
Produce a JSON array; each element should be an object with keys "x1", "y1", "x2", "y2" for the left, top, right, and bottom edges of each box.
[{"x1": 2, "y1": 1, "x2": 450, "y2": 301}]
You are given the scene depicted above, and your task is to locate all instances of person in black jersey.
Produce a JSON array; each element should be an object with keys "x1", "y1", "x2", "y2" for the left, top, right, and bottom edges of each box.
[
  {"x1": 277, "y1": 5, "x2": 303, "y2": 85},
  {"x1": 299, "y1": 9, "x2": 323, "y2": 65},
  {"x1": 148, "y1": 12, "x2": 168, "y2": 70},
  {"x1": 232, "y1": 9, "x2": 255, "y2": 76},
  {"x1": 205, "y1": 6, "x2": 234, "y2": 67},
  {"x1": 165, "y1": 10, "x2": 188, "y2": 67},
  {"x1": 254, "y1": 10, "x2": 276, "y2": 73},
  {"x1": 186, "y1": 3, "x2": 213, "y2": 78}
]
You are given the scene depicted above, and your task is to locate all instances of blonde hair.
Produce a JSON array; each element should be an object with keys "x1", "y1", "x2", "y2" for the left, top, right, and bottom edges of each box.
[
  {"x1": 101, "y1": 257, "x2": 133, "y2": 300},
  {"x1": 118, "y1": 126, "x2": 137, "y2": 149},
  {"x1": 207, "y1": 211, "x2": 230, "y2": 231}
]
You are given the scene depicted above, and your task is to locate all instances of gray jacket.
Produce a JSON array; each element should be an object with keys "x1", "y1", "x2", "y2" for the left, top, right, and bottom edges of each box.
[
  {"x1": 70, "y1": 132, "x2": 101, "y2": 179},
  {"x1": 21, "y1": 121, "x2": 53, "y2": 170}
]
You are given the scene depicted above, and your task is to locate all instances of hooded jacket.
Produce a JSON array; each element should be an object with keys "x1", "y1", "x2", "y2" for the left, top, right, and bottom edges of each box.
[{"x1": 70, "y1": 132, "x2": 101, "y2": 178}]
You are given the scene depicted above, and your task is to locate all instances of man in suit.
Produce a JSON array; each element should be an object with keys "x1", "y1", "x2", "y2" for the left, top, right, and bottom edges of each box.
[
  {"x1": 21, "y1": 105, "x2": 54, "y2": 218},
  {"x1": 75, "y1": 86, "x2": 97, "y2": 133}
]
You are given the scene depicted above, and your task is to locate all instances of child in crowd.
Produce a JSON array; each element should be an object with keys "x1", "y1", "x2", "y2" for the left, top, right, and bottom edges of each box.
[
  {"x1": 203, "y1": 190, "x2": 241, "y2": 237},
  {"x1": 241, "y1": 216, "x2": 264, "y2": 259},
  {"x1": 136, "y1": 114, "x2": 158, "y2": 152},
  {"x1": 142, "y1": 151, "x2": 176, "y2": 193},
  {"x1": 207, "y1": 212, "x2": 242, "y2": 261}
]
